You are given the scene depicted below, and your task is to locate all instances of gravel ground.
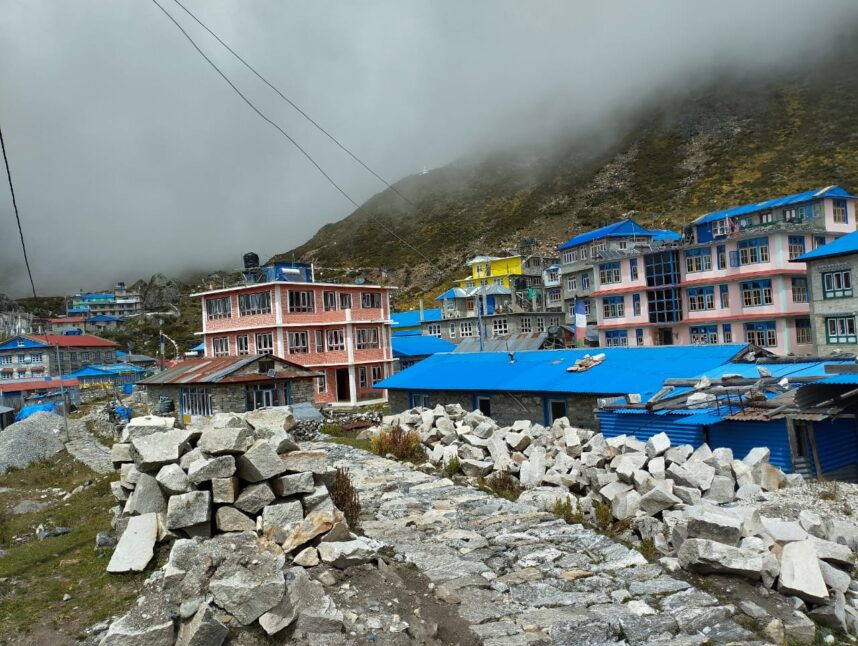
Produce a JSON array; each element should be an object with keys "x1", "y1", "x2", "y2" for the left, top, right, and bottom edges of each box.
[
  {"x1": 0, "y1": 412, "x2": 66, "y2": 474},
  {"x1": 734, "y1": 479, "x2": 858, "y2": 524}
]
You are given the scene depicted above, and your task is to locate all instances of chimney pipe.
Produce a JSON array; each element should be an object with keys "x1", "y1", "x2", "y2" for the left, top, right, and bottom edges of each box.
[{"x1": 419, "y1": 299, "x2": 425, "y2": 322}]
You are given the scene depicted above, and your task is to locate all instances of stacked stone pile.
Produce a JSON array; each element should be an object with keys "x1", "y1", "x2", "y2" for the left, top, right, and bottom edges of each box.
[
  {"x1": 101, "y1": 408, "x2": 382, "y2": 644},
  {"x1": 370, "y1": 405, "x2": 858, "y2": 635}
]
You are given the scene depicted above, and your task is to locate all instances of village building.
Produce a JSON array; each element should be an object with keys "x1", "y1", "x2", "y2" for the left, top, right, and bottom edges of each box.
[
  {"x1": 579, "y1": 186, "x2": 856, "y2": 351},
  {"x1": 390, "y1": 307, "x2": 441, "y2": 336},
  {"x1": 377, "y1": 344, "x2": 749, "y2": 427},
  {"x1": 0, "y1": 333, "x2": 118, "y2": 381},
  {"x1": 794, "y1": 229, "x2": 858, "y2": 355},
  {"x1": 391, "y1": 335, "x2": 454, "y2": 372},
  {"x1": 138, "y1": 354, "x2": 318, "y2": 421},
  {"x1": 0, "y1": 377, "x2": 81, "y2": 412},
  {"x1": 68, "y1": 282, "x2": 142, "y2": 319},
  {"x1": 194, "y1": 262, "x2": 394, "y2": 406}
]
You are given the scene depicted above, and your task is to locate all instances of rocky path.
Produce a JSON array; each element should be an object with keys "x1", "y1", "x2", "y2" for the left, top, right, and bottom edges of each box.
[
  {"x1": 312, "y1": 442, "x2": 770, "y2": 646},
  {"x1": 64, "y1": 420, "x2": 113, "y2": 474}
]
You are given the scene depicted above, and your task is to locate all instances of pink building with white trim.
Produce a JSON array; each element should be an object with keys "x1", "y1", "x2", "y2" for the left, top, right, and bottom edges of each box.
[
  {"x1": 587, "y1": 186, "x2": 857, "y2": 354},
  {"x1": 194, "y1": 279, "x2": 394, "y2": 406}
]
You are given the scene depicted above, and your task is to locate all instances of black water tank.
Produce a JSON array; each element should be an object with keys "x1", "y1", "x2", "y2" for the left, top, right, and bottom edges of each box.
[{"x1": 243, "y1": 252, "x2": 260, "y2": 270}]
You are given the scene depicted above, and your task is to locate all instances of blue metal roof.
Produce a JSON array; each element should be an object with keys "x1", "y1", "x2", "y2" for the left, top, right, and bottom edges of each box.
[
  {"x1": 88, "y1": 314, "x2": 125, "y2": 322},
  {"x1": 695, "y1": 360, "x2": 853, "y2": 381},
  {"x1": 694, "y1": 186, "x2": 855, "y2": 225},
  {"x1": 377, "y1": 345, "x2": 745, "y2": 398},
  {"x1": 67, "y1": 363, "x2": 147, "y2": 379},
  {"x1": 392, "y1": 335, "x2": 456, "y2": 358},
  {"x1": 391, "y1": 308, "x2": 442, "y2": 330},
  {"x1": 650, "y1": 229, "x2": 681, "y2": 242},
  {"x1": 795, "y1": 230, "x2": 858, "y2": 262},
  {"x1": 558, "y1": 220, "x2": 655, "y2": 250},
  {"x1": 810, "y1": 373, "x2": 858, "y2": 386}
]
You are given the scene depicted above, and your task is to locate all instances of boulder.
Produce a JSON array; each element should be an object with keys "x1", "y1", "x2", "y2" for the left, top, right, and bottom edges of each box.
[
  {"x1": 825, "y1": 519, "x2": 858, "y2": 551},
  {"x1": 743, "y1": 447, "x2": 770, "y2": 467},
  {"x1": 760, "y1": 517, "x2": 808, "y2": 544},
  {"x1": 293, "y1": 547, "x2": 320, "y2": 567},
  {"x1": 808, "y1": 535, "x2": 854, "y2": 567},
  {"x1": 130, "y1": 429, "x2": 192, "y2": 472},
  {"x1": 209, "y1": 549, "x2": 286, "y2": 625},
  {"x1": 271, "y1": 472, "x2": 316, "y2": 497},
  {"x1": 519, "y1": 446, "x2": 547, "y2": 489},
  {"x1": 211, "y1": 477, "x2": 239, "y2": 504},
  {"x1": 107, "y1": 513, "x2": 158, "y2": 573},
  {"x1": 280, "y1": 510, "x2": 337, "y2": 552},
  {"x1": 111, "y1": 443, "x2": 133, "y2": 463},
  {"x1": 100, "y1": 608, "x2": 175, "y2": 645},
  {"x1": 818, "y1": 559, "x2": 851, "y2": 594},
  {"x1": 664, "y1": 445, "x2": 692, "y2": 465},
  {"x1": 685, "y1": 506, "x2": 743, "y2": 545},
  {"x1": 124, "y1": 473, "x2": 167, "y2": 515},
  {"x1": 667, "y1": 458, "x2": 715, "y2": 491},
  {"x1": 460, "y1": 459, "x2": 493, "y2": 477},
  {"x1": 731, "y1": 459, "x2": 755, "y2": 487},
  {"x1": 281, "y1": 450, "x2": 327, "y2": 474},
  {"x1": 260, "y1": 567, "x2": 342, "y2": 635},
  {"x1": 799, "y1": 510, "x2": 825, "y2": 538},
  {"x1": 612, "y1": 453, "x2": 647, "y2": 482},
  {"x1": 678, "y1": 538, "x2": 766, "y2": 580},
  {"x1": 734, "y1": 483, "x2": 763, "y2": 500},
  {"x1": 176, "y1": 603, "x2": 228, "y2": 646},
  {"x1": 197, "y1": 427, "x2": 252, "y2": 455},
  {"x1": 234, "y1": 483, "x2": 276, "y2": 514},
  {"x1": 777, "y1": 540, "x2": 829, "y2": 604},
  {"x1": 472, "y1": 421, "x2": 495, "y2": 439},
  {"x1": 611, "y1": 490, "x2": 642, "y2": 520},
  {"x1": 215, "y1": 506, "x2": 256, "y2": 532},
  {"x1": 245, "y1": 406, "x2": 296, "y2": 432},
  {"x1": 759, "y1": 463, "x2": 786, "y2": 492},
  {"x1": 317, "y1": 537, "x2": 384, "y2": 568},
  {"x1": 645, "y1": 432, "x2": 671, "y2": 458},
  {"x1": 301, "y1": 485, "x2": 334, "y2": 514},
  {"x1": 703, "y1": 475, "x2": 735, "y2": 504},
  {"x1": 639, "y1": 487, "x2": 681, "y2": 516},
  {"x1": 187, "y1": 455, "x2": 236, "y2": 485},
  {"x1": 505, "y1": 431, "x2": 531, "y2": 452},
  {"x1": 647, "y1": 456, "x2": 665, "y2": 479},
  {"x1": 458, "y1": 444, "x2": 487, "y2": 462},
  {"x1": 166, "y1": 491, "x2": 211, "y2": 530},
  {"x1": 486, "y1": 434, "x2": 513, "y2": 470},
  {"x1": 261, "y1": 500, "x2": 304, "y2": 543},
  {"x1": 235, "y1": 440, "x2": 286, "y2": 482},
  {"x1": 155, "y1": 463, "x2": 191, "y2": 495}
]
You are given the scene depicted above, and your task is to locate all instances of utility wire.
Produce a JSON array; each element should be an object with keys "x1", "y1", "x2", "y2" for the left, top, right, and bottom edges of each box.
[
  {"x1": 1, "y1": 125, "x2": 37, "y2": 299},
  {"x1": 168, "y1": 0, "x2": 416, "y2": 208},
  {"x1": 148, "y1": 0, "x2": 438, "y2": 271}
]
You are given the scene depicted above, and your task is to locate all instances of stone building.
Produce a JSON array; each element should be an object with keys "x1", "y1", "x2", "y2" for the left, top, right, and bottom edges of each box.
[
  {"x1": 795, "y1": 229, "x2": 858, "y2": 355},
  {"x1": 0, "y1": 333, "x2": 118, "y2": 381},
  {"x1": 138, "y1": 355, "x2": 319, "y2": 423}
]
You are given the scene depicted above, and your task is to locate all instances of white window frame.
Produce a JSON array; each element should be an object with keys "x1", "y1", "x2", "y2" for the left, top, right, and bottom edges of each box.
[
  {"x1": 206, "y1": 296, "x2": 232, "y2": 320},
  {"x1": 255, "y1": 332, "x2": 274, "y2": 355},
  {"x1": 355, "y1": 327, "x2": 380, "y2": 349},
  {"x1": 326, "y1": 329, "x2": 345, "y2": 351},
  {"x1": 492, "y1": 318, "x2": 509, "y2": 335},
  {"x1": 212, "y1": 337, "x2": 229, "y2": 357},
  {"x1": 288, "y1": 331, "x2": 309, "y2": 354},
  {"x1": 371, "y1": 365, "x2": 383, "y2": 385},
  {"x1": 288, "y1": 290, "x2": 315, "y2": 313},
  {"x1": 238, "y1": 291, "x2": 272, "y2": 316},
  {"x1": 236, "y1": 335, "x2": 249, "y2": 355},
  {"x1": 460, "y1": 321, "x2": 474, "y2": 337}
]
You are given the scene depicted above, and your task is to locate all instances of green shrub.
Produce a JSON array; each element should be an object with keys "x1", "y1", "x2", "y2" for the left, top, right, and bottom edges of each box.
[
  {"x1": 320, "y1": 422, "x2": 346, "y2": 437},
  {"x1": 370, "y1": 427, "x2": 425, "y2": 463},
  {"x1": 552, "y1": 497, "x2": 584, "y2": 524},
  {"x1": 478, "y1": 471, "x2": 522, "y2": 502},
  {"x1": 442, "y1": 456, "x2": 461, "y2": 479},
  {"x1": 593, "y1": 500, "x2": 613, "y2": 529},
  {"x1": 638, "y1": 539, "x2": 656, "y2": 561},
  {"x1": 328, "y1": 466, "x2": 361, "y2": 531}
]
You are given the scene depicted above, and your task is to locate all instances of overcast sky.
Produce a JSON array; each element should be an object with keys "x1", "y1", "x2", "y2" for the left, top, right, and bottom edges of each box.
[{"x1": 2, "y1": 0, "x2": 857, "y2": 297}]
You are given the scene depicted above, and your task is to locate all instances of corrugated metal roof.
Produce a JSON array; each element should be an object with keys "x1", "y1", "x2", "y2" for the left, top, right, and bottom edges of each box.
[
  {"x1": 139, "y1": 355, "x2": 317, "y2": 385},
  {"x1": 650, "y1": 230, "x2": 681, "y2": 242},
  {"x1": 811, "y1": 373, "x2": 858, "y2": 385},
  {"x1": 557, "y1": 220, "x2": 655, "y2": 250},
  {"x1": 391, "y1": 308, "x2": 442, "y2": 330},
  {"x1": 392, "y1": 336, "x2": 455, "y2": 358},
  {"x1": 377, "y1": 345, "x2": 745, "y2": 397},
  {"x1": 453, "y1": 333, "x2": 548, "y2": 354},
  {"x1": 0, "y1": 378, "x2": 80, "y2": 393},
  {"x1": 795, "y1": 230, "x2": 858, "y2": 262},
  {"x1": 694, "y1": 186, "x2": 855, "y2": 225},
  {"x1": 695, "y1": 360, "x2": 852, "y2": 381}
]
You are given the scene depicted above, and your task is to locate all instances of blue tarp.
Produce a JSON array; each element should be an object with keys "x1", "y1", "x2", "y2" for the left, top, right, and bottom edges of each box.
[{"x1": 15, "y1": 402, "x2": 58, "y2": 421}]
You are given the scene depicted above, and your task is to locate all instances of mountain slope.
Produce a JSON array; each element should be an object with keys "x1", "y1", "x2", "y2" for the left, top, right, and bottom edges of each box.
[{"x1": 277, "y1": 51, "x2": 858, "y2": 307}]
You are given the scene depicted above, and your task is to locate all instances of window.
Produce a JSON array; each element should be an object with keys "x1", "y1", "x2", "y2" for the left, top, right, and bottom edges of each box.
[
  {"x1": 206, "y1": 296, "x2": 231, "y2": 320},
  {"x1": 618, "y1": 240, "x2": 628, "y2": 250},
  {"x1": 256, "y1": 333, "x2": 273, "y2": 355},
  {"x1": 238, "y1": 291, "x2": 272, "y2": 316},
  {"x1": 323, "y1": 291, "x2": 337, "y2": 311},
  {"x1": 581, "y1": 274, "x2": 591, "y2": 290},
  {"x1": 795, "y1": 319, "x2": 812, "y2": 345},
  {"x1": 536, "y1": 317, "x2": 545, "y2": 332},
  {"x1": 630, "y1": 258, "x2": 639, "y2": 281},
  {"x1": 460, "y1": 321, "x2": 474, "y2": 337},
  {"x1": 326, "y1": 329, "x2": 345, "y2": 351},
  {"x1": 645, "y1": 250, "x2": 682, "y2": 287},
  {"x1": 685, "y1": 248, "x2": 712, "y2": 273},
  {"x1": 0, "y1": 356, "x2": 10, "y2": 365},
  {"x1": 784, "y1": 207, "x2": 798, "y2": 222},
  {"x1": 31, "y1": 352, "x2": 43, "y2": 362},
  {"x1": 723, "y1": 324, "x2": 732, "y2": 343},
  {"x1": 359, "y1": 367, "x2": 367, "y2": 388},
  {"x1": 236, "y1": 335, "x2": 249, "y2": 355},
  {"x1": 814, "y1": 236, "x2": 826, "y2": 250},
  {"x1": 356, "y1": 327, "x2": 380, "y2": 349},
  {"x1": 605, "y1": 330, "x2": 628, "y2": 347},
  {"x1": 520, "y1": 317, "x2": 532, "y2": 333},
  {"x1": 81, "y1": 352, "x2": 90, "y2": 362},
  {"x1": 317, "y1": 374, "x2": 327, "y2": 393},
  {"x1": 647, "y1": 288, "x2": 683, "y2": 323},
  {"x1": 741, "y1": 280, "x2": 773, "y2": 307},
  {"x1": 834, "y1": 199, "x2": 848, "y2": 224},
  {"x1": 687, "y1": 286, "x2": 715, "y2": 311},
  {"x1": 738, "y1": 237, "x2": 770, "y2": 265},
  {"x1": 562, "y1": 250, "x2": 575, "y2": 264},
  {"x1": 493, "y1": 278, "x2": 504, "y2": 286},
  {"x1": 603, "y1": 296, "x2": 625, "y2": 319},
  {"x1": 566, "y1": 276, "x2": 577, "y2": 291},
  {"x1": 720, "y1": 284, "x2": 730, "y2": 308},
  {"x1": 690, "y1": 325, "x2": 718, "y2": 344},
  {"x1": 823, "y1": 270, "x2": 853, "y2": 299},
  {"x1": 632, "y1": 294, "x2": 641, "y2": 316},
  {"x1": 716, "y1": 245, "x2": 726, "y2": 270},
  {"x1": 361, "y1": 292, "x2": 382, "y2": 309},
  {"x1": 599, "y1": 262, "x2": 621, "y2": 285},
  {"x1": 288, "y1": 290, "x2": 315, "y2": 313},
  {"x1": 745, "y1": 321, "x2": 777, "y2": 347},
  {"x1": 69, "y1": 352, "x2": 78, "y2": 362},
  {"x1": 760, "y1": 211, "x2": 773, "y2": 224},
  {"x1": 212, "y1": 337, "x2": 229, "y2": 357},
  {"x1": 411, "y1": 393, "x2": 432, "y2": 408},
  {"x1": 826, "y1": 316, "x2": 857, "y2": 344},
  {"x1": 288, "y1": 331, "x2": 309, "y2": 354},
  {"x1": 712, "y1": 219, "x2": 729, "y2": 238},
  {"x1": 788, "y1": 236, "x2": 806, "y2": 260},
  {"x1": 635, "y1": 329, "x2": 644, "y2": 346},
  {"x1": 548, "y1": 316, "x2": 560, "y2": 328},
  {"x1": 339, "y1": 293, "x2": 352, "y2": 309},
  {"x1": 182, "y1": 386, "x2": 213, "y2": 416},
  {"x1": 371, "y1": 366, "x2": 383, "y2": 385},
  {"x1": 791, "y1": 278, "x2": 808, "y2": 303},
  {"x1": 492, "y1": 318, "x2": 509, "y2": 335},
  {"x1": 476, "y1": 395, "x2": 491, "y2": 417},
  {"x1": 583, "y1": 299, "x2": 591, "y2": 315},
  {"x1": 0, "y1": 369, "x2": 11, "y2": 380},
  {"x1": 427, "y1": 323, "x2": 441, "y2": 337},
  {"x1": 315, "y1": 330, "x2": 323, "y2": 351}
]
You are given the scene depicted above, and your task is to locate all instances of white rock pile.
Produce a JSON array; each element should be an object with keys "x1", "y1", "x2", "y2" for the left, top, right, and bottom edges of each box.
[
  {"x1": 370, "y1": 405, "x2": 858, "y2": 636},
  {"x1": 101, "y1": 408, "x2": 382, "y2": 645}
]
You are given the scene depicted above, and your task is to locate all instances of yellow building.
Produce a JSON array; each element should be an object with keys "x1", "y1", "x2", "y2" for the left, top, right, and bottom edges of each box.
[{"x1": 455, "y1": 255, "x2": 523, "y2": 289}]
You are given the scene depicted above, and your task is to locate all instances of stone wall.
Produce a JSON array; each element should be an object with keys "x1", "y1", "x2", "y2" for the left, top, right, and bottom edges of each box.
[
  {"x1": 144, "y1": 378, "x2": 316, "y2": 417},
  {"x1": 807, "y1": 256, "x2": 858, "y2": 355}
]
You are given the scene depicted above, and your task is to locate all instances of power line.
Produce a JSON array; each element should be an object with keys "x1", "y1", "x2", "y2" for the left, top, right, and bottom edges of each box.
[
  {"x1": 1, "y1": 125, "x2": 37, "y2": 299},
  {"x1": 148, "y1": 0, "x2": 437, "y2": 270},
  {"x1": 168, "y1": 0, "x2": 416, "y2": 208}
]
